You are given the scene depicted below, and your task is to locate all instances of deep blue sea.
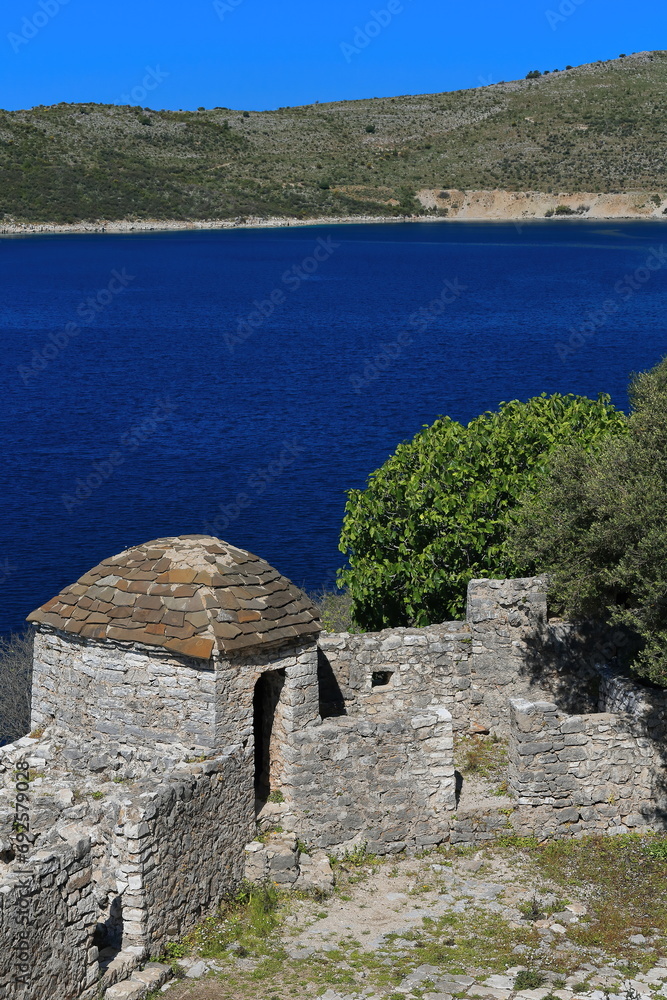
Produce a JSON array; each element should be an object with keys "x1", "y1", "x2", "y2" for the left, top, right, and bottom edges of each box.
[{"x1": 2, "y1": 219, "x2": 667, "y2": 635}]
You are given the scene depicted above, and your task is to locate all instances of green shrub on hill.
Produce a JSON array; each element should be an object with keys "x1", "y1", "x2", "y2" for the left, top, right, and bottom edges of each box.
[
  {"x1": 511, "y1": 356, "x2": 667, "y2": 686},
  {"x1": 1, "y1": 52, "x2": 667, "y2": 224},
  {"x1": 338, "y1": 393, "x2": 627, "y2": 630}
]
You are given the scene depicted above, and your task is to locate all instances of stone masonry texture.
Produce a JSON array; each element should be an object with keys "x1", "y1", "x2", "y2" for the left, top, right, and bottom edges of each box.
[
  {"x1": 507, "y1": 697, "x2": 667, "y2": 837},
  {"x1": 0, "y1": 836, "x2": 98, "y2": 1000},
  {"x1": 317, "y1": 577, "x2": 610, "y2": 738},
  {"x1": 284, "y1": 706, "x2": 456, "y2": 854},
  {"x1": 0, "y1": 733, "x2": 253, "y2": 1000},
  {"x1": 31, "y1": 629, "x2": 218, "y2": 749}
]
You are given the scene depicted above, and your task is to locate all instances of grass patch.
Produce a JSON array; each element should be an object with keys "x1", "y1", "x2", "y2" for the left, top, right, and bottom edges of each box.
[
  {"x1": 518, "y1": 896, "x2": 546, "y2": 921},
  {"x1": 257, "y1": 825, "x2": 283, "y2": 843},
  {"x1": 500, "y1": 833, "x2": 667, "y2": 965},
  {"x1": 329, "y1": 842, "x2": 380, "y2": 874},
  {"x1": 495, "y1": 835, "x2": 540, "y2": 849},
  {"x1": 515, "y1": 969, "x2": 546, "y2": 989},
  {"x1": 456, "y1": 733, "x2": 508, "y2": 778},
  {"x1": 181, "y1": 883, "x2": 282, "y2": 960}
]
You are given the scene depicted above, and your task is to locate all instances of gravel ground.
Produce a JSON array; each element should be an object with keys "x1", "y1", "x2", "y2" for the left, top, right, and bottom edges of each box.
[{"x1": 145, "y1": 844, "x2": 667, "y2": 1000}]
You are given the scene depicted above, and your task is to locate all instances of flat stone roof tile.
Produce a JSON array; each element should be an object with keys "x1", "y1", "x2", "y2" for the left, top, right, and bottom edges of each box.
[{"x1": 27, "y1": 534, "x2": 320, "y2": 659}]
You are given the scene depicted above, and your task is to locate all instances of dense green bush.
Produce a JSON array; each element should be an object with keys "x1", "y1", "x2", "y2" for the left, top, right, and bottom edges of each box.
[
  {"x1": 338, "y1": 393, "x2": 627, "y2": 630},
  {"x1": 511, "y1": 356, "x2": 667, "y2": 686}
]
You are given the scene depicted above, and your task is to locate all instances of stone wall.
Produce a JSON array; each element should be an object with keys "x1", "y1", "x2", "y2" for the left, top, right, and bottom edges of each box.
[
  {"x1": 213, "y1": 638, "x2": 457, "y2": 855},
  {"x1": 244, "y1": 831, "x2": 334, "y2": 895},
  {"x1": 598, "y1": 665, "x2": 667, "y2": 733},
  {"x1": 117, "y1": 747, "x2": 253, "y2": 955},
  {"x1": 214, "y1": 641, "x2": 319, "y2": 753},
  {"x1": 284, "y1": 706, "x2": 456, "y2": 854},
  {"x1": 14, "y1": 572, "x2": 667, "y2": 998},
  {"x1": 31, "y1": 629, "x2": 216, "y2": 750},
  {"x1": 463, "y1": 577, "x2": 617, "y2": 731},
  {"x1": 0, "y1": 838, "x2": 98, "y2": 1000},
  {"x1": 214, "y1": 640, "x2": 321, "y2": 817},
  {"x1": 507, "y1": 697, "x2": 667, "y2": 837},
  {"x1": 319, "y1": 577, "x2": 609, "y2": 737},
  {"x1": 468, "y1": 578, "x2": 558, "y2": 731},
  {"x1": 0, "y1": 733, "x2": 255, "y2": 997},
  {"x1": 317, "y1": 624, "x2": 472, "y2": 729}
]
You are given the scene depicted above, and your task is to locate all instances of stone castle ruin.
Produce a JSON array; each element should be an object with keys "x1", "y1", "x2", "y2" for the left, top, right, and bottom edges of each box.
[{"x1": 2, "y1": 534, "x2": 667, "y2": 999}]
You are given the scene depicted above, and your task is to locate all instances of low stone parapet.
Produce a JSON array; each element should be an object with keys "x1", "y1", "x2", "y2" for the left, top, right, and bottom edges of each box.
[{"x1": 507, "y1": 696, "x2": 667, "y2": 836}]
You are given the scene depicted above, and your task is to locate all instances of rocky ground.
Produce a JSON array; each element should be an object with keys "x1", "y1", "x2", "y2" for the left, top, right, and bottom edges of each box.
[
  {"x1": 135, "y1": 837, "x2": 667, "y2": 1000},
  {"x1": 115, "y1": 738, "x2": 667, "y2": 1000}
]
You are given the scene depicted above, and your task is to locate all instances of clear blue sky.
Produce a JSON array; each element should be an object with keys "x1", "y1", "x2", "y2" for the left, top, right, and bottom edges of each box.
[{"x1": 0, "y1": 0, "x2": 664, "y2": 112}]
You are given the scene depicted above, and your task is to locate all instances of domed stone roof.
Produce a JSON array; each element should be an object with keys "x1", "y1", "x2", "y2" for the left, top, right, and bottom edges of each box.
[{"x1": 27, "y1": 535, "x2": 321, "y2": 659}]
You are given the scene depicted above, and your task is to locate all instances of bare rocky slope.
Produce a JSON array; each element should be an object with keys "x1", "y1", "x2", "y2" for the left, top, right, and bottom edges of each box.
[{"x1": 1, "y1": 51, "x2": 666, "y2": 227}]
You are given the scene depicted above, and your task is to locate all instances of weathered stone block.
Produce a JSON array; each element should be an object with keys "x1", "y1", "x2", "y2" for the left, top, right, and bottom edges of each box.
[
  {"x1": 556, "y1": 807, "x2": 580, "y2": 823},
  {"x1": 517, "y1": 741, "x2": 553, "y2": 756},
  {"x1": 558, "y1": 747, "x2": 588, "y2": 763}
]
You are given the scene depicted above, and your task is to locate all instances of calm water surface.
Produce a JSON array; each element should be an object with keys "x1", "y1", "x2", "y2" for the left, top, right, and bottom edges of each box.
[{"x1": 2, "y1": 220, "x2": 667, "y2": 633}]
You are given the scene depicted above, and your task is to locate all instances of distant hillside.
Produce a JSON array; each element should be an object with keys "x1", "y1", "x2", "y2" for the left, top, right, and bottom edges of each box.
[{"x1": 1, "y1": 51, "x2": 666, "y2": 225}]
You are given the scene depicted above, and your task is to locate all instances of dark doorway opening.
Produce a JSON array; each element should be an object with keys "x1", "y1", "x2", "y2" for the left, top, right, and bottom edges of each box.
[
  {"x1": 93, "y1": 894, "x2": 124, "y2": 971},
  {"x1": 253, "y1": 669, "x2": 286, "y2": 804},
  {"x1": 317, "y1": 649, "x2": 347, "y2": 718}
]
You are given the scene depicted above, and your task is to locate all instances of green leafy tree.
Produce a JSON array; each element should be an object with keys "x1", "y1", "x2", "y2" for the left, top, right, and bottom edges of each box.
[
  {"x1": 511, "y1": 357, "x2": 667, "y2": 686},
  {"x1": 338, "y1": 393, "x2": 627, "y2": 630}
]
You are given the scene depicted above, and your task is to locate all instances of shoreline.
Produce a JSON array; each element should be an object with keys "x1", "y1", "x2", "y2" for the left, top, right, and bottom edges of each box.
[
  {"x1": 1, "y1": 190, "x2": 666, "y2": 238},
  {"x1": 1, "y1": 214, "x2": 402, "y2": 238}
]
